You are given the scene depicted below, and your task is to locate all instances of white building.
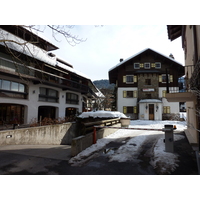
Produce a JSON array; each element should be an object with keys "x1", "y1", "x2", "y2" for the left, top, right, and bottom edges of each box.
[
  {"x1": 0, "y1": 25, "x2": 100, "y2": 125},
  {"x1": 109, "y1": 48, "x2": 184, "y2": 120}
]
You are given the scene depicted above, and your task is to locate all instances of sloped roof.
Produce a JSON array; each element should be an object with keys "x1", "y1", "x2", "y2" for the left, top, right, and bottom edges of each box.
[
  {"x1": 109, "y1": 48, "x2": 183, "y2": 72},
  {"x1": 167, "y1": 25, "x2": 182, "y2": 41}
]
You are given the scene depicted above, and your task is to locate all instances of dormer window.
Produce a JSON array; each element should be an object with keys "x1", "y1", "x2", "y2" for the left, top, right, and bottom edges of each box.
[
  {"x1": 144, "y1": 63, "x2": 150, "y2": 69},
  {"x1": 155, "y1": 62, "x2": 161, "y2": 68},
  {"x1": 134, "y1": 63, "x2": 140, "y2": 69}
]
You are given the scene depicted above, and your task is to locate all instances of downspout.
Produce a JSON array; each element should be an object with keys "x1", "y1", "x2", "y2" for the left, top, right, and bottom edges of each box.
[{"x1": 166, "y1": 68, "x2": 169, "y2": 93}]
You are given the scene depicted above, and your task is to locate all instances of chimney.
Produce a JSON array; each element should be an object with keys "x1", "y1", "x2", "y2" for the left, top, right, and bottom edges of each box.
[
  {"x1": 120, "y1": 58, "x2": 123, "y2": 62},
  {"x1": 169, "y1": 53, "x2": 175, "y2": 59}
]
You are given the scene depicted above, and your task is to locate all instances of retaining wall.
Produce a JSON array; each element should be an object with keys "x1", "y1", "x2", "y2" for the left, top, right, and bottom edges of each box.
[
  {"x1": 0, "y1": 123, "x2": 77, "y2": 146},
  {"x1": 71, "y1": 123, "x2": 121, "y2": 157}
]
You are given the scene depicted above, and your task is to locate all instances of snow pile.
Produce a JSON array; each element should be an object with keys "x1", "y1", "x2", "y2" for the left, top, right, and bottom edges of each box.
[
  {"x1": 129, "y1": 120, "x2": 187, "y2": 131},
  {"x1": 150, "y1": 134, "x2": 185, "y2": 174},
  {"x1": 78, "y1": 110, "x2": 128, "y2": 119},
  {"x1": 69, "y1": 120, "x2": 187, "y2": 174},
  {"x1": 109, "y1": 131, "x2": 156, "y2": 163}
]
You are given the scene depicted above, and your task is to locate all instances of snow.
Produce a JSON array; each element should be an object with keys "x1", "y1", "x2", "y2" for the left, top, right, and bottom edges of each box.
[
  {"x1": 109, "y1": 48, "x2": 183, "y2": 72},
  {"x1": 78, "y1": 110, "x2": 128, "y2": 119},
  {"x1": 139, "y1": 99, "x2": 162, "y2": 103},
  {"x1": 69, "y1": 120, "x2": 187, "y2": 174}
]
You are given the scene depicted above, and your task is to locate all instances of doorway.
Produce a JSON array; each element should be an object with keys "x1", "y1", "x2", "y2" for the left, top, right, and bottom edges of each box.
[{"x1": 149, "y1": 104, "x2": 154, "y2": 120}]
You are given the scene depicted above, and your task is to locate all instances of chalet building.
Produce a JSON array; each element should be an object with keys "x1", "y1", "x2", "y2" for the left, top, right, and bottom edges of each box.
[
  {"x1": 109, "y1": 48, "x2": 184, "y2": 120},
  {"x1": 167, "y1": 25, "x2": 200, "y2": 149},
  {"x1": 0, "y1": 25, "x2": 100, "y2": 125}
]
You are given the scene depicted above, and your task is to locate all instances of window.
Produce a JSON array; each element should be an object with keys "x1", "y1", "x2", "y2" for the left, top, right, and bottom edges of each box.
[
  {"x1": 39, "y1": 87, "x2": 59, "y2": 102},
  {"x1": 123, "y1": 106, "x2": 137, "y2": 114},
  {"x1": 126, "y1": 75, "x2": 134, "y2": 83},
  {"x1": 155, "y1": 62, "x2": 161, "y2": 68},
  {"x1": 123, "y1": 75, "x2": 134, "y2": 83},
  {"x1": 163, "y1": 106, "x2": 170, "y2": 113},
  {"x1": 66, "y1": 92, "x2": 79, "y2": 105},
  {"x1": 144, "y1": 63, "x2": 150, "y2": 69},
  {"x1": 0, "y1": 79, "x2": 27, "y2": 99},
  {"x1": 145, "y1": 79, "x2": 151, "y2": 85},
  {"x1": 123, "y1": 91, "x2": 133, "y2": 98},
  {"x1": 0, "y1": 79, "x2": 26, "y2": 93},
  {"x1": 161, "y1": 74, "x2": 170, "y2": 83},
  {"x1": 134, "y1": 63, "x2": 140, "y2": 69},
  {"x1": 123, "y1": 90, "x2": 137, "y2": 98}
]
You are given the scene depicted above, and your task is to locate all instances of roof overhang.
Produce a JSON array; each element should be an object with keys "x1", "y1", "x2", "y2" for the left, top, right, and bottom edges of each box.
[{"x1": 167, "y1": 25, "x2": 182, "y2": 41}]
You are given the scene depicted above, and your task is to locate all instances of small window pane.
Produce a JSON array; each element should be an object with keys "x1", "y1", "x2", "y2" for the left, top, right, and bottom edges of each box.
[
  {"x1": 144, "y1": 63, "x2": 150, "y2": 69},
  {"x1": 126, "y1": 75, "x2": 133, "y2": 83},
  {"x1": 134, "y1": 63, "x2": 140, "y2": 69},
  {"x1": 40, "y1": 88, "x2": 46, "y2": 95},
  {"x1": 155, "y1": 63, "x2": 161, "y2": 68},
  {"x1": 19, "y1": 84, "x2": 25, "y2": 92},
  {"x1": 48, "y1": 89, "x2": 57, "y2": 97},
  {"x1": 2, "y1": 80, "x2": 10, "y2": 90},
  {"x1": 11, "y1": 82, "x2": 19, "y2": 91}
]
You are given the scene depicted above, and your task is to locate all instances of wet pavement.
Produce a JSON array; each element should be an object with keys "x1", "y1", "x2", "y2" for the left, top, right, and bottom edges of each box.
[{"x1": 0, "y1": 132, "x2": 198, "y2": 175}]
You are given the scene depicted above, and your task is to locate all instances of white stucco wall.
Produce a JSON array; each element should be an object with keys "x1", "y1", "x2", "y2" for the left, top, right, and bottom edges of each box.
[
  {"x1": 0, "y1": 80, "x2": 83, "y2": 124},
  {"x1": 117, "y1": 87, "x2": 138, "y2": 113},
  {"x1": 139, "y1": 101, "x2": 162, "y2": 120}
]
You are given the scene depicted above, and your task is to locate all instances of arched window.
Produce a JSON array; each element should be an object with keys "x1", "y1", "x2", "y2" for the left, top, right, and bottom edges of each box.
[{"x1": 0, "y1": 79, "x2": 27, "y2": 99}]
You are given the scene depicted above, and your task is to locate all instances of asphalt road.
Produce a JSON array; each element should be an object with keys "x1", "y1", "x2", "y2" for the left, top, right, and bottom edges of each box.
[{"x1": 0, "y1": 132, "x2": 198, "y2": 175}]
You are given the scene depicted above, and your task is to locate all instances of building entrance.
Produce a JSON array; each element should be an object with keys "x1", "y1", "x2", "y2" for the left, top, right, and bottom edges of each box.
[{"x1": 149, "y1": 104, "x2": 154, "y2": 120}]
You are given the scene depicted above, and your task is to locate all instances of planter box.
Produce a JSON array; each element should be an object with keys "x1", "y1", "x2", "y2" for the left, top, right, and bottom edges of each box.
[{"x1": 120, "y1": 118, "x2": 130, "y2": 128}]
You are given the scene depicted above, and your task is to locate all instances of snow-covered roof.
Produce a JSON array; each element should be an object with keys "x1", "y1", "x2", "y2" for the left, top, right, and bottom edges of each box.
[
  {"x1": 56, "y1": 60, "x2": 90, "y2": 79},
  {"x1": 139, "y1": 99, "x2": 162, "y2": 103},
  {"x1": 109, "y1": 48, "x2": 183, "y2": 72},
  {"x1": 0, "y1": 28, "x2": 92, "y2": 81},
  {"x1": 78, "y1": 110, "x2": 128, "y2": 119},
  {"x1": 0, "y1": 29, "x2": 57, "y2": 66},
  {"x1": 95, "y1": 87, "x2": 105, "y2": 98}
]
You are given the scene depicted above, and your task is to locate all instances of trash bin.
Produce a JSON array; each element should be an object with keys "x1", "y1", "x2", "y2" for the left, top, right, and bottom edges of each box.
[{"x1": 120, "y1": 118, "x2": 130, "y2": 128}]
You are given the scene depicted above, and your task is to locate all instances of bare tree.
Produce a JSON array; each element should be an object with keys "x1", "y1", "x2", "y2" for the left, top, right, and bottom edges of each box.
[{"x1": 0, "y1": 25, "x2": 87, "y2": 83}]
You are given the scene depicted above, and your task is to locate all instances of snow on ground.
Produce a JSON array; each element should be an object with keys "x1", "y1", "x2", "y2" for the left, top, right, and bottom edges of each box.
[
  {"x1": 69, "y1": 120, "x2": 187, "y2": 174},
  {"x1": 78, "y1": 110, "x2": 128, "y2": 119}
]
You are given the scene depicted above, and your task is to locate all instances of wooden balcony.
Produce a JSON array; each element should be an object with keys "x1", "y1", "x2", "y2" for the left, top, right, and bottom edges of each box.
[{"x1": 166, "y1": 91, "x2": 196, "y2": 102}]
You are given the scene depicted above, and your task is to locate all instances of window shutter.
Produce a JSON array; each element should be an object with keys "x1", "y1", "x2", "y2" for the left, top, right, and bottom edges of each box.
[
  {"x1": 162, "y1": 90, "x2": 166, "y2": 97},
  {"x1": 159, "y1": 75, "x2": 162, "y2": 82},
  {"x1": 167, "y1": 106, "x2": 170, "y2": 113},
  {"x1": 151, "y1": 63, "x2": 155, "y2": 68},
  {"x1": 134, "y1": 106, "x2": 137, "y2": 114},
  {"x1": 123, "y1": 76, "x2": 126, "y2": 83},
  {"x1": 163, "y1": 106, "x2": 166, "y2": 113},
  {"x1": 134, "y1": 75, "x2": 137, "y2": 82},
  {"x1": 140, "y1": 63, "x2": 144, "y2": 68},
  {"x1": 170, "y1": 75, "x2": 173, "y2": 82},
  {"x1": 123, "y1": 91, "x2": 127, "y2": 98},
  {"x1": 133, "y1": 90, "x2": 137, "y2": 98},
  {"x1": 123, "y1": 107, "x2": 127, "y2": 114}
]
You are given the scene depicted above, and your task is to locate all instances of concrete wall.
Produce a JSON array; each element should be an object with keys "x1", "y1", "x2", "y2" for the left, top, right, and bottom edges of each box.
[
  {"x1": 0, "y1": 122, "x2": 77, "y2": 146},
  {"x1": 71, "y1": 123, "x2": 121, "y2": 157}
]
